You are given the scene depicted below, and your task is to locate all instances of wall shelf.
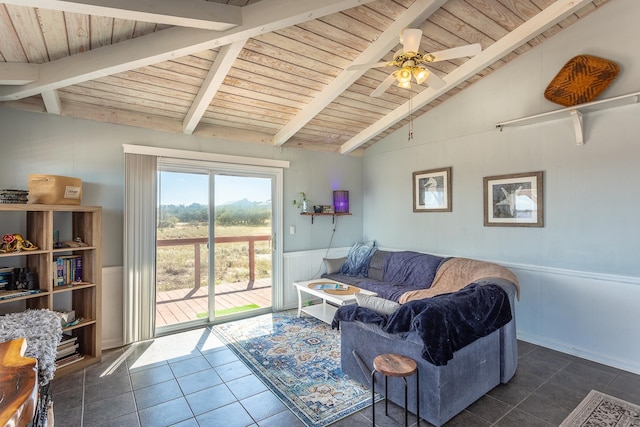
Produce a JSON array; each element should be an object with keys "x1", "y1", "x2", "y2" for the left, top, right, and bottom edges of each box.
[
  {"x1": 300, "y1": 212, "x2": 351, "y2": 224},
  {"x1": 496, "y1": 91, "x2": 640, "y2": 145}
]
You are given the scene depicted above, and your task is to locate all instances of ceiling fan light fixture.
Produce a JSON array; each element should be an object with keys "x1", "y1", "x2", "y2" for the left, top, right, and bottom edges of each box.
[
  {"x1": 398, "y1": 80, "x2": 412, "y2": 89},
  {"x1": 396, "y1": 67, "x2": 412, "y2": 83},
  {"x1": 413, "y1": 67, "x2": 429, "y2": 85}
]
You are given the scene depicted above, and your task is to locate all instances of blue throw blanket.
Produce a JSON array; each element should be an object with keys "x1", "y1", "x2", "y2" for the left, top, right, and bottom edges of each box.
[
  {"x1": 382, "y1": 251, "x2": 445, "y2": 288},
  {"x1": 332, "y1": 283, "x2": 512, "y2": 366},
  {"x1": 349, "y1": 251, "x2": 446, "y2": 301}
]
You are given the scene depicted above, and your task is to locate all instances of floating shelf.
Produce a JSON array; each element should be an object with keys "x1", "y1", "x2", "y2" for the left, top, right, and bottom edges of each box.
[
  {"x1": 300, "y1": 212, "x2": 351, "y2": 224},
  {"x1": 496, "y1": 91, "x2": 640, "y2": 145}
]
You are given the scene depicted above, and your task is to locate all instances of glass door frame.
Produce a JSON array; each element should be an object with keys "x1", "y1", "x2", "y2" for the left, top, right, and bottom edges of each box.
[{"x1": 155, "y1": 157, "x2": 284, "y2": 335}]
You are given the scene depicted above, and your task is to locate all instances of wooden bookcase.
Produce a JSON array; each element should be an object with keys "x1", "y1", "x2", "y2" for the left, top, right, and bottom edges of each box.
[{"x1": 0, "y1": 204, "x2": 102, "y2": 377}]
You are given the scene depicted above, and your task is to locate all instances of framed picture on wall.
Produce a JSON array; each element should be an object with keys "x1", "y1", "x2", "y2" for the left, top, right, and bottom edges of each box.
[
  {"x1": 412, "y1": 167, "x2": 452, "y2": 212},
  {"x1": 483, "y1": 171, "x2": 543, "y2": 227}
]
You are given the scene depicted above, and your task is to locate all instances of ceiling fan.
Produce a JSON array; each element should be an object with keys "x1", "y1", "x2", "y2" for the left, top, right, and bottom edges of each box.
[{"x1": 350, "y1": 29, "x2": 481, "y2": 97}]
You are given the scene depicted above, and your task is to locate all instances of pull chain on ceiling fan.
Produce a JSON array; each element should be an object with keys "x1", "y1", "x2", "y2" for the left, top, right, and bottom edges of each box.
[{"x1": 349, "y1": 28, "x2": 481, "y2": 97}]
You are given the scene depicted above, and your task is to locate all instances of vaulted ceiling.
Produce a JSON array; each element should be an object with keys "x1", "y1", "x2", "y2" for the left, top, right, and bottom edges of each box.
[{"x1": 0, "y1": 0, "x2": 610, "y2": 155}]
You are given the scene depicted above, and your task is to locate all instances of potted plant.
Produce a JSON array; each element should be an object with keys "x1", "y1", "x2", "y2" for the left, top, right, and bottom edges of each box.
[{"x1": 292, "y1": 192, "x2": 308, "y2": 212}]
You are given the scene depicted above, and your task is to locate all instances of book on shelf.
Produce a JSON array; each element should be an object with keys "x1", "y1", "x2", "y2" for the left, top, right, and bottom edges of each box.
[
  {"x1": 55, "y1": 352, "x2": 85, "y2": 369},
  {"x1": 57, "y1": 343, "x2": 79, "y2": 359},
  {"x1": 0, "y1": 289, "x2": 41, "y2": 300},
  {"x1": 57, "y1": 333, "x2": 77, "y2": 348},
  {"x1": 52, "y1": 255, "x2": 83, "y2": 286},
  {"x1": 58, "y1": 333, "x2": 77, "y2": 345},
  {"x1": 0, "y1": 267, "x2": 13, "y2": 290}
]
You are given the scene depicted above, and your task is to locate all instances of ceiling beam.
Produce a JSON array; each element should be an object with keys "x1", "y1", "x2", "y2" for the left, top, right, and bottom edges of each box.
[
  {"x1": 340, "y1": 0, "x2": 597, "y2": 154},
  {"x1": 183, "y1": 40, "x2": 247, "y2": 135},
  {"x1": 272, "y1": 0, "x2": 449, "y2": 147},
  {"x1": 1, "y1": 0, "x2": 242, "y2": 31},
  {"x1": 41, "y1": 90, "x2": 61, "y2": 114},
  {"x1": 0, "y1": 62, "x2": 39, "y2": 85},
  {"x1": 0, "y1": 0, "x2": 376, "y2": 101}
]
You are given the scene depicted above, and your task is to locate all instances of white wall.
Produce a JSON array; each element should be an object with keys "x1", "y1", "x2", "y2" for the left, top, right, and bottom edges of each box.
[{"x1": 363, "y1": 0, "x2": 640, "y2": 372}]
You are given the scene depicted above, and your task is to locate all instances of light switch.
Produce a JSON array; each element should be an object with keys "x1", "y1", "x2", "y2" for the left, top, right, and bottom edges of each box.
[{"x1": 289, "y1": 225, "x2": 296, "y2": 235}]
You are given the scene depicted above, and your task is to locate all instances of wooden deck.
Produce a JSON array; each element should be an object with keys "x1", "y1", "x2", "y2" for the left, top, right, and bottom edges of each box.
[{"x1": 155, "y1": 278, "x2": 272, "y2": 327}]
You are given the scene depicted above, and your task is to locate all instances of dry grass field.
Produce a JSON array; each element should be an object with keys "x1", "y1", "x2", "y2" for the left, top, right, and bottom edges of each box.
[{"x1": 156, "y1": 223, "x2": 271, "y2": 292}]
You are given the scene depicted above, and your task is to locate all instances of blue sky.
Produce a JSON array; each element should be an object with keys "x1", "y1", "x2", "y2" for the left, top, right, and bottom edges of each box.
[{"x1": 159, "y1": 172, "x2": 271, "y2": 205}]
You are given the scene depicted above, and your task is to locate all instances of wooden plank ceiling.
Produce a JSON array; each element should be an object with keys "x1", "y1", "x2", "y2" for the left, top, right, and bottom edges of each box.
[{"x1": 0, "y1": 0, "x2": 611, "y2": 155}]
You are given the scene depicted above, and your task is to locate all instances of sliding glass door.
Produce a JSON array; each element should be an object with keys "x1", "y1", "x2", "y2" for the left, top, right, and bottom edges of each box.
[
  {"x1": 155, "y1": 165, "x2": 274, "y2": 333},
  {"x1": 212, "y1": 175, "x2": 272, "y2": 318}
]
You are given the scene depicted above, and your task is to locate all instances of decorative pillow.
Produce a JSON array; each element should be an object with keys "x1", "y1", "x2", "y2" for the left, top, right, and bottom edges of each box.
[
  {"x1": 355, "y1": 293, "x2": 400, "y2": 315},
  {"x1": 323, "y1": 257, "x2": 346, "y2": 274},
  {"x1": 339, "y1": 242, "x2": 377, "y2": 277}
]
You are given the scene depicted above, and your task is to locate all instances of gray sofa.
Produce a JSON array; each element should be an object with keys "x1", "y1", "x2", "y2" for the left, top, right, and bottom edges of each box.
[{"x1": 326, "y1": 249, "x2": 519, "y2": 426}]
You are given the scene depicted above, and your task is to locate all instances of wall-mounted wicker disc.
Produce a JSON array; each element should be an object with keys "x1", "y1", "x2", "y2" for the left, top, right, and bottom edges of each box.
[{"x1": 544, "y1": 55, "x2": 619, "y2": 107}]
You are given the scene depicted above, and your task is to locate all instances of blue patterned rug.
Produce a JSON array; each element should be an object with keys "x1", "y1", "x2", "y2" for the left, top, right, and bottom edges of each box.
[{"x1": 210, "y1": 311, "x2": 379, "y2": 426}]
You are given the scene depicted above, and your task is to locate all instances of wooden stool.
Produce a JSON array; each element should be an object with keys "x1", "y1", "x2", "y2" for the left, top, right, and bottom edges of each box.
[{"x1": 371, "y1": 353, "x2": 419, "y2": 427}]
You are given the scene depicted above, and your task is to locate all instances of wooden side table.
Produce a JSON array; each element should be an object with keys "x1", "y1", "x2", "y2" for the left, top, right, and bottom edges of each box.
[
  {"x1": 371, "y1": 353, "x2": 419, "y2": 427},
  {"x1": 0, "y1": 338, "x2": 38, "y2": 427}
]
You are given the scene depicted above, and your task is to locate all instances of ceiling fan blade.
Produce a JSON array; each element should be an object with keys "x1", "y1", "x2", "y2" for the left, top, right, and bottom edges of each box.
[
  {"x1": 371, "y1": 74, "x2": 396, "y2": 97},
  {"x1": 401, "y1": 28, "x2": 422, "y2": 53},
  {"x1": 425, "y1": 70, "x2": 446, "y2": 89},
  {"x1": 429, "y1": 43, "x2": 482, "y2": 62},
  {"x1": 347, "y1": 61, "x2": 389, "y2": 71}
]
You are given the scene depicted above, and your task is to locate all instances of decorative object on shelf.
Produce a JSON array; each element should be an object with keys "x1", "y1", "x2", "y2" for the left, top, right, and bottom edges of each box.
[
  {"x1": 0, "y1": 234, "x2": 38, "y2": 253},
  {"x1": 313, "y1": 205, "x2": 323, "y2": 213},
  {"x1": 322, "y1": 205, "x2": 334, "y2": 214},
  {"x1": 544, "y1": 55, "x2": 619, "y2": 107},
  {"x1": 333, "y1": 190, "x2": 349, "y2": 213},
  {"x1": 412, "y1": 167, "x2": 452, "y2": 212},
  {"x1": 483, "y1": 171, "x2": 543, "y2": 227},
  {"x1": 59, "y1": 237, "x2": 88, "y2": 248},
  {"x1": 0, "y1": 189, "x2": 28, "y2": 204},
  {"x1": 292, "y1": 192, "x2": 308, "y2": 213},
  {"x1": 12, "y1": 267, "x2": 38, "y2": 290},
  {"x1": 28, "y1": 174, "x2": 82, "y2": 205}
]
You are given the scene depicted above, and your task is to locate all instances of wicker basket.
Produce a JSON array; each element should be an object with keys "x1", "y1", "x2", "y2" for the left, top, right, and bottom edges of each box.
[{"x1": 544, "y1": 55, "x2": 619, "y2": 107}]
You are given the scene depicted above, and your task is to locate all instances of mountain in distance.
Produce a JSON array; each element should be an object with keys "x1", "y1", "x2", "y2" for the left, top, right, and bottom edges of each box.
[{"x1": 216, "y1": 198, "x2": 271, "y2": 208}]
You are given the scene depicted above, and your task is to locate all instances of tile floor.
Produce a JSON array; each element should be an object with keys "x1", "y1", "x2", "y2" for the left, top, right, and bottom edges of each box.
[{"x1": 51, "y1": 322, "x2": 640, "y2": 427}]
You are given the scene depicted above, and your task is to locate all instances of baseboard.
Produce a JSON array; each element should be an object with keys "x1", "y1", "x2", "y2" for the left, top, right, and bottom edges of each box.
[{"x1": 102, "y1": 338, "x2": 124, "y2": 350}]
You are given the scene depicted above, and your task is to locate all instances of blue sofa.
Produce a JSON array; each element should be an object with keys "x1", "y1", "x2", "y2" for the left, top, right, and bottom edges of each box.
[{"x1": 325, "y1": 249, "x2": 519, "y2": 426}]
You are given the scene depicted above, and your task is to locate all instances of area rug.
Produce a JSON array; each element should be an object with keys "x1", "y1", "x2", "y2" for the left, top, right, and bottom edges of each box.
[
  {"x1": 560, "y1": 390, "x2": 640, "y2": 426},
  {"x1": 210, "y1": 311, "x2": 379, "y2": 426}
]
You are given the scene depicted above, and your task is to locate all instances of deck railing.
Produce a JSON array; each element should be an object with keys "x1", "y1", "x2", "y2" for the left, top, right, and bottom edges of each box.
[{"x1": 157, "y1": 235, "x2": 271, "y2": 289}]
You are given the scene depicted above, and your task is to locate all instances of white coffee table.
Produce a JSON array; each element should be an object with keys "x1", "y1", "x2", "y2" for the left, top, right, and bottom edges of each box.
[{"x1": 293, "y1": 279, "x2": 377, "y2": 324}]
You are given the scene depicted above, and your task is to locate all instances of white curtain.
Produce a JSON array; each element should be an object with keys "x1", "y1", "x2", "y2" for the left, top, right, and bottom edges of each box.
[{"x1": 123, "y1": 153, "x2": 157, "y2": 344}]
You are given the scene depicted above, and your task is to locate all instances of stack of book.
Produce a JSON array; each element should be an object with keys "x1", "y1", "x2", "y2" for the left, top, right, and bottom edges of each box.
[
  {"x1": 0, "y1": 189, "x2": 28, "y2": 204},
  {"x1": 0, "y1": 267, "x2": 13, "y2": 291},
  {"x1": 56, "y1": 334, "x2": 84, "y2": 369},
  {"x1": 53, "y1": 255, "x2": 83, "y2": 286}
]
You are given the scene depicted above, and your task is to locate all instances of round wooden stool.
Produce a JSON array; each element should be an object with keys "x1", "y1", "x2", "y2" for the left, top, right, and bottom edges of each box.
[{"x1": 371, "y1": 353, "x2": 419, "y2": 427}]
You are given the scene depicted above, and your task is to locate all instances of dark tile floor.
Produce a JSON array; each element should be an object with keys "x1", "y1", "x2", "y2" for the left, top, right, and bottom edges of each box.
[{"x1": 51, "y1": 322, "x2": 640, "y2": 427}]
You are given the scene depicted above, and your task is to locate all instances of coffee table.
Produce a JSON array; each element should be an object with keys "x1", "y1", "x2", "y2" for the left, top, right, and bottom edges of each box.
[{"x1": 293, "y1": 279, "x2": 376, "y2": 324}]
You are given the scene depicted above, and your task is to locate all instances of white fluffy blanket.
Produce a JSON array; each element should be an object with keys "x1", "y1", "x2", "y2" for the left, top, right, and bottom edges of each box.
[{"x1": 0, "y1": 309, "x2": 62, "y2": 385}]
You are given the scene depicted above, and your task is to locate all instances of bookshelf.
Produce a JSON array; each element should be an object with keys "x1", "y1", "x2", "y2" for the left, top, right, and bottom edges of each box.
[{"x1": 0, "y1": 204, "x2": 102, "y2": 377}]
